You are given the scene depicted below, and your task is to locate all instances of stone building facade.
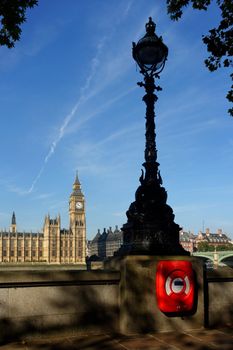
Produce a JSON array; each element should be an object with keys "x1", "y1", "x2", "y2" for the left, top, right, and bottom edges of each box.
[
  {"x1": 180, "y1": 228, "x2": 232, "y2": 253},
  {"x1": 0, "y1": 175, "x2": 86, "y2": 265},
  {"x1": 88, "y1": 226, "x2": 232, "y2": 258},
  {"x1": 89, "y1": 226, "x2": 123, "y2": 259}
]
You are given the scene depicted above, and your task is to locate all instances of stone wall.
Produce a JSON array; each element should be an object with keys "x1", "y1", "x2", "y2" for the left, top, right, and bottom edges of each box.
[
  {"x1": 205, "y1": 266, "x2": 233, "y2": 327},
  {"x1": 105, "y1": 255, "x2": 205, "y2": 333},
  {"x1": 0, "y1": 259, "x2": 232, "y2": 343},
  {"x1": 0, "y1": 269, "x2": 120, "y2": 344}
]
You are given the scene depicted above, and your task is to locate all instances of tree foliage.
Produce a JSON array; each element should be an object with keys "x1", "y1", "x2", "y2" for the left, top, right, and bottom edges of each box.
[
  {"x1": 216, "y1": 243, "x2": 233, "y2": 250},
  {"x1": 167, "y1": 0, "x2": 233, "y2": 116},
  {"x1": 0, "y1": 0, "x2": 38, "y2": 48},
  {"x1": 197, "y1": 241, "x2": 233, "y2": 251},
  {"x1": 197, "y1": 241, "x2": 215, "y2": 251}
]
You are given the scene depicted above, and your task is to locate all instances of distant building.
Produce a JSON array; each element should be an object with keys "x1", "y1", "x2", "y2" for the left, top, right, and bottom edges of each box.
[
  {"x1": 88, "y1": 226, "x2": 232, "y2": 257},
  {"x1": 180, "y1": 228, "x2": 232, "y2": 253},
  {"x1": 179, "y1": 231, "x2": 196, "y2": 253},
  {"x1": 86, "y1": 239, "x2": 92, "y2": 257},
  {"x1": 0, "y1": 174, "x2": 86, "y2": 265},
  {"x1": 195, "y1": 228, "x2": 231, "y2": 247},
  {"x1": 89, "y1": 226, "x2": 123, "y2": 259}
]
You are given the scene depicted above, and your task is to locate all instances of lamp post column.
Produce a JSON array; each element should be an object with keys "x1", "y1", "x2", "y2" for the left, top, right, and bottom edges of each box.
[
  {"x1": 141, "y1": 75, "x2": 159, "y2": 182},
  {"x1": 119, "y1": 18, "x2": 188, "y2": 256}
]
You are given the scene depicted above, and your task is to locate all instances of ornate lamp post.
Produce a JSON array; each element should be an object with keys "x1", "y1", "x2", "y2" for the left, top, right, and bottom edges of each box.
[{"x1": 120, "y1": 18, "x2": 188, "y2": 255}]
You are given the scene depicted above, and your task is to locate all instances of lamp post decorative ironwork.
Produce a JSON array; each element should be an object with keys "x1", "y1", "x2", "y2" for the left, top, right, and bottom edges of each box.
[{"x1": 120, "y1": 17, "x2": 188, "y2": 255}]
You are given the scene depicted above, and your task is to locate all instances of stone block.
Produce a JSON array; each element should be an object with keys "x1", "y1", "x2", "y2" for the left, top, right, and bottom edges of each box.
[
  {"x1": 0, "y1": 270, "x2": 120, "y2": 341},
  {"x1": 0, "y1": 289, "x2": 9, "y2": 318},
  {"x1": 208, "y1": 281, "x2": 233, "y2": 327},
  {"x1": 106, "y1": 255, "x2": 204, "y2": 333}
]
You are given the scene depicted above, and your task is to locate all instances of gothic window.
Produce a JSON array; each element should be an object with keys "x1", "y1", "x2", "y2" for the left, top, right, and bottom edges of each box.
[{"x1": 32, "y1": 251, "x2": 36, "y2": 257}]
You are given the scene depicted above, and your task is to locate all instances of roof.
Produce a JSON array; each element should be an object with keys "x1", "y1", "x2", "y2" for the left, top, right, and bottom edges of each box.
[
  {"x1": 180, "y1": 230, "x2": 232, "y2": 243},
  {"x1": 180, "y1": 231, "x2": 196, "y2": 242},
  {"x1": 91, "y1": 227, "x2": 123, "y2": 243},
  {"x1": 71, "y1": 172, "x2": 83, "y2": 196},
  {"x1": 92, "y1": 230, "x2": 101, "y2": 243},
  {"x1": 106, "y1": 229, "x2": 123, "y2": 241},
  {"x1": 11, "y1": 212, "x2": 16, "y2": 225}
]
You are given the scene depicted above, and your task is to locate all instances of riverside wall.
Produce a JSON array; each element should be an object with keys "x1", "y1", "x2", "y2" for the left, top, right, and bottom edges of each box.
[{"x1": 0, "y1": 259, "x2": 232, "y2": 343}]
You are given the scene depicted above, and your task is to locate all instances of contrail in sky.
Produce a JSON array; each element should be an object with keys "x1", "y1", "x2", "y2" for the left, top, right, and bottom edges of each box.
[
  {"x1": 26, "y1": 38, "x2": 106, "y2": 194},
  {"x1": 10, "y1": 1, "x2": 134, "y2": 196}
]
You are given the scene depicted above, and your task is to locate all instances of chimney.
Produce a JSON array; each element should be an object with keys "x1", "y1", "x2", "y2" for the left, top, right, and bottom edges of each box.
[{"x1": 217, "y1": 229, "x2": 222, "y2": 237}]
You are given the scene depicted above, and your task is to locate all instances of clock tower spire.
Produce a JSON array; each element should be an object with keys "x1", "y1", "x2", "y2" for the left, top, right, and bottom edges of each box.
[{"x1": 69, "y1": 172, "x2": 86, "y2": 264}]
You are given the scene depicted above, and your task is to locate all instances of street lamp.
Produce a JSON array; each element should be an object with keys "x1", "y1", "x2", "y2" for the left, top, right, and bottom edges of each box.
[
  {"x1": 132, "y1": 17, "x2": 168, "y2": 77},
  {"x1": 120, "y1": 17, "x2": 188, "y2": 255}
]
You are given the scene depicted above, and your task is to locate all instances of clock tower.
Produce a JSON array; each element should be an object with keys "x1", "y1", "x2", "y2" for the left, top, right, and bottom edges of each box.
[{"x1": 69, "y1": 173, "x2": 86, "y2": 264}]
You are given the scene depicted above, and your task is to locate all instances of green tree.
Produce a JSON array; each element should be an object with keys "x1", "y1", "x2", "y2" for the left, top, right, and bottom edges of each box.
[
  {"x1": 197, "y1": 241, "x2": 215, "y2": 251},
  {"x1": 167, "y1": 0, "x2": 233, "y2": 116},
  {"x1": 217, "y1": 244, "x2": 233, "y2": 250},
  {"x1": 0, "y1": 0, "x2": 38, "y2": 48}
]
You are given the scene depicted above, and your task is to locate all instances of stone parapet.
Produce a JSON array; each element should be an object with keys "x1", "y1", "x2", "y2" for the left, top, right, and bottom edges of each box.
[
  {"x1": 105, "y1": 255, "x2": 205, "y2": 333},
  {"x1": 0, "y1": 268, "x2": 120, "y2": 343},
  {"x1": 205, "y1": 266, "x2": 233, "y2": 327},
  {"x1": 0, "y1": 258, "x2": 232, "y2": 343}
]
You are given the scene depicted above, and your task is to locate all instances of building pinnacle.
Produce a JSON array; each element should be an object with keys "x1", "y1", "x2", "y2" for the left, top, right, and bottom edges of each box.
[{"x1": 11, "y1": 211, "x2": 16, "y2": 225}]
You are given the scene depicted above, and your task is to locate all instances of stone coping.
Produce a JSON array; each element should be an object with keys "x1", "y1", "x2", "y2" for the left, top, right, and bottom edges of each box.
[
  {"x1": 0, "y1": 269, "x2": 121, "y2": 286},
  {"x1": 0, "y1": 263, "x2": 86, "y2": 270}
]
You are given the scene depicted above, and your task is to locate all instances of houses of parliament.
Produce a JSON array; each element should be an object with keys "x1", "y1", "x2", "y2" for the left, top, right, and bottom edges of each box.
[{"x1": 0, "y1": 175, "x2": 86, "y2": 265}]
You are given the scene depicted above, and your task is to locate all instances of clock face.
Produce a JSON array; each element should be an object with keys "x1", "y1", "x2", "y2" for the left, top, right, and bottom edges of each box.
[{"x1": 76, "y1": 201, "x2": 83, "y2": 209}]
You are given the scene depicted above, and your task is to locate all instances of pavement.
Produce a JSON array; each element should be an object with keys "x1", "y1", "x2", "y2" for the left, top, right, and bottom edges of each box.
[{"x1": 1, "y1": 327, "x2": 233, "y2": 350}]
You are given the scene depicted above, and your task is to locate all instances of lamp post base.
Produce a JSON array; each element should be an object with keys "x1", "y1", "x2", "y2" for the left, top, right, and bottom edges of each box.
[{"x1": 117, "y1": 223, "x2": 189, "y2": 256}]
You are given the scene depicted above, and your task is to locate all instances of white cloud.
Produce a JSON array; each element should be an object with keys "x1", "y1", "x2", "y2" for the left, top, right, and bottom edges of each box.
[
  {"x1": 70, "y1": 121, "x2": 142, "y2": 177},
  {"x1": 48, "y1": 200, "x2": 66, "y2": 211},
  {"x1": 34, "y1": 193, "x2": 53, "y2": 200},
  {"x1": 65, "y1": 86, "x2": 136, "y2": 135},
  {"x1": 24, "y1": 36, "x2": 106, "y2": 194},
  {"x1": 0, "y1": 20, "x2": 66, "y2": 71}
]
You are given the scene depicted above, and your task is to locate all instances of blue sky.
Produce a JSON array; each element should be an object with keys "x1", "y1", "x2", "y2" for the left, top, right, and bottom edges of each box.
[{"x1": 0, "y1": 0, "x2": 232, "y2": 239}]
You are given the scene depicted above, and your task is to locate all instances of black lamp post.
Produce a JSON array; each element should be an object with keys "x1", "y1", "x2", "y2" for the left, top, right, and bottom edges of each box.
[{"x1": 119, "y1": 18, "x2": 188, "y2": 256}]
